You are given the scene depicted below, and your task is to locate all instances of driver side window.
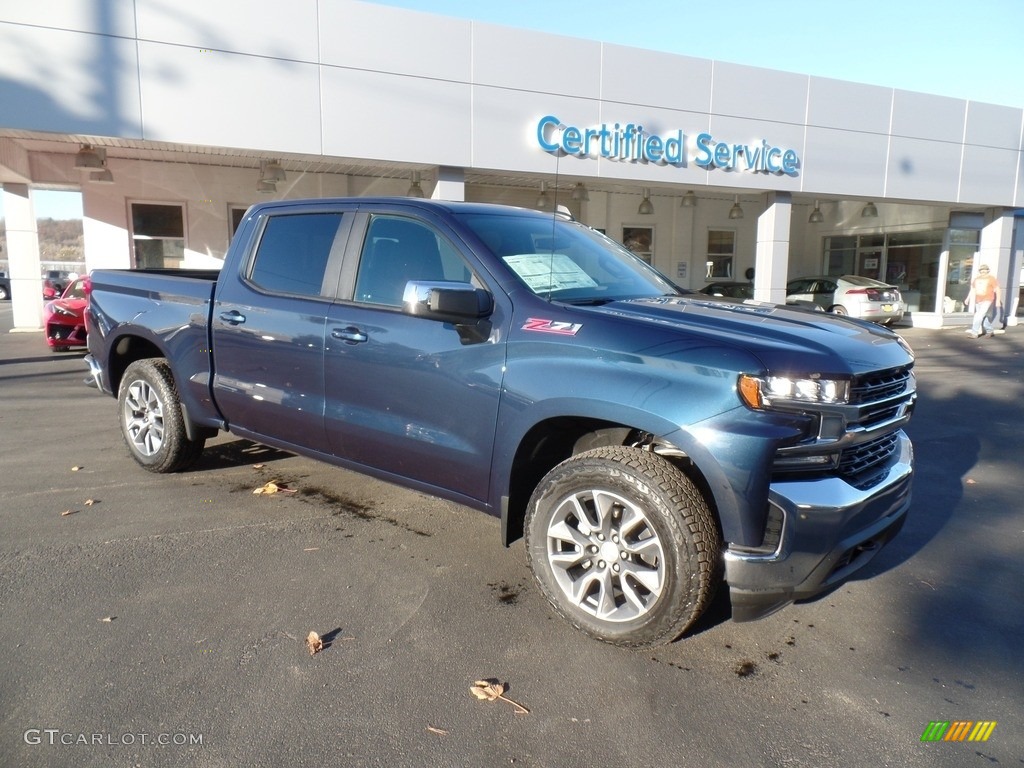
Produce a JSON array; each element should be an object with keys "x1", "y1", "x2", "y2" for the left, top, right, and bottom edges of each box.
[{"x1": 354, "y1": 216, "x2": 473, "y2": 307}]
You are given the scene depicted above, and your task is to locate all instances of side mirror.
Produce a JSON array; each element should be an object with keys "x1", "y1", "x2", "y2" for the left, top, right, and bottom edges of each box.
[{"x1": 403, "y1": 281, "x2": 493, "y2": 324}]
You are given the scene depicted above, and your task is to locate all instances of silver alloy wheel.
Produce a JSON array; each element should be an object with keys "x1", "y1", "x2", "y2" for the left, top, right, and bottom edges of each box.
[
  {"x1": 122, "y1": 378, "x2": 165, "y2": 457},
  {"x1": 545, "y1": 488, "x2": 665, "y2": 622}
]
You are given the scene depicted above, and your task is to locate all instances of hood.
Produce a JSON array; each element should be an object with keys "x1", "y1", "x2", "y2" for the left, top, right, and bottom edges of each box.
[
  {"x1": 588, "y1": 295, "x2": 913, "y2": 375},
  {"x1": 46, "y1": 297, "x2": 88, "y2": 315}
]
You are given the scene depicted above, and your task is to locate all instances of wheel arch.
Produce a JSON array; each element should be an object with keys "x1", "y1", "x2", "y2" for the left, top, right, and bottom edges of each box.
[
  {"x1": 108, "y1": 332, "x2": 217, "y2": 442},
  {"x1": 499, "y1": 415, "x2": 722, "y2": 548}
]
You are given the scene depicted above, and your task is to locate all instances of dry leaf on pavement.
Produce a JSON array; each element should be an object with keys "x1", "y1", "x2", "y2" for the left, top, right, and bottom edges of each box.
[
  {"x1": 469, "y1": 679, "x2": 529, "y2": 714},
  {"x1": 84, "y1": 499, "x2": 96, "y2": 506},
  {"x1": 306, "y1": 631, "x2": 324, "y2": 656},
  {"x1": 426, "y1": 726, "x2": 449, "y2": 736},
  {"x1": 253, "y1": 481, "x2": 297, "y2": 495},
  {"x1": 61, "y1": 509, "x2": 77, "y2": 517}
]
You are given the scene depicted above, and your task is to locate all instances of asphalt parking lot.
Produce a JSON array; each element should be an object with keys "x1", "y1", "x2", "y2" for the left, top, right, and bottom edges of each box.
[{"x1": 1, "y1": 301, "x2": 1022, "y2": 768}]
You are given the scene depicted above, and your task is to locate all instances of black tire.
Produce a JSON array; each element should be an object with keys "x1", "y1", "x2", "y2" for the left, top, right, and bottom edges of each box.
[
  {"x1": 117, "y1": 359, "x2": 205, "y2": 473},
  {"x1": 831, "y1": 305, "x2": 848, "y2": 316},
  {"x1": 0, "y1": 286, "x2": 8, "y2": 301},
  {"x1": 525, "y1": 446, "x2": 722, "y2": 648}
]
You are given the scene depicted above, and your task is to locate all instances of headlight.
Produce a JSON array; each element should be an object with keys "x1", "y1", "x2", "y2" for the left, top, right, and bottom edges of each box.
[{"x1": 738, "y1": 373, "x2": 850, "y2": 410}]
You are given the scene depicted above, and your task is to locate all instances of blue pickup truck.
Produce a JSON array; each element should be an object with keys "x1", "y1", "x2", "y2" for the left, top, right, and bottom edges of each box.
[{"x1": 85, "y1": 198, "x2": 915, "y2": 647}]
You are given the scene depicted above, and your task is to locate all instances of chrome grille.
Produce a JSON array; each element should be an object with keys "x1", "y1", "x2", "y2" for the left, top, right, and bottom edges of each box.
[
  {"x1": 840, "y1": 432, "x2": 899, "y2": 477},
  {"x1": 850, "y1": 366, "x2": 911, "y2": 404}
]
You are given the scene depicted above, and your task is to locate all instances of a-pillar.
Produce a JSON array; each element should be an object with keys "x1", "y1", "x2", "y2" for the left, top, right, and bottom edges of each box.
[
  {"x1": 3, "y1": 184, "x2": 44, "y2": 332},
  {"x1": 753, "y1": 192, "x2": 792, "y2": 304}
]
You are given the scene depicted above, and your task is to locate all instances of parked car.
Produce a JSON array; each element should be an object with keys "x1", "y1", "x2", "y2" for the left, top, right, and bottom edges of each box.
[
  {"x1": 700, "y1": 281, "x2": 754, "y2": 300},
  {"x1": 786, "y1": 275, "x2": 905, "y2": 325},
  {"x1": 44, "y1": 276, "x2": 90, "y2": 350},
  {"x1": 42, "y1": 270, "x2": 74, "y2": 299}
]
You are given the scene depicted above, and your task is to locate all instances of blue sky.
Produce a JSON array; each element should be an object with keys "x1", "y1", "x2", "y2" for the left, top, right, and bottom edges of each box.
[{"x1": 3, "y1": 0, "x2": 1020, "y2": 221}]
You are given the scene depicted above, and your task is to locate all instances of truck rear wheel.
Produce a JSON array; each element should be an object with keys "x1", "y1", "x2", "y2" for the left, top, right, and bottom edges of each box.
[
  {"x1": 118, "y1": 359, "x2": 205, "y2": 473},
  {"x1": 525, "y1": 447, "x2": 721, "y2": 648}
]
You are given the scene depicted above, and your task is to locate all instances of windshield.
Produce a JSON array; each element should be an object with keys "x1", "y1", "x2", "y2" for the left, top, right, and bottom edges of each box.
[{"x1": 455, "y1": 212, "x2": 679, "y2": 303}]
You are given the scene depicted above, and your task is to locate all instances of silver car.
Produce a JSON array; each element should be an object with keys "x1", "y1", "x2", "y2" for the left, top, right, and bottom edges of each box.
[{"x1": 786, "y1": 275, "x2": 905, "y2": 325}]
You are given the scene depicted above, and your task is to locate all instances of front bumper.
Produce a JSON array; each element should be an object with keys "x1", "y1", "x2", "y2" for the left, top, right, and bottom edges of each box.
[{"x1": 725, "y1": 430, "x2": 913, "y2": 621}]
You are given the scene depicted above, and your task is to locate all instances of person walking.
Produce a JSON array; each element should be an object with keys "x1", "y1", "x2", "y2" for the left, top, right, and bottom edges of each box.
[{"x1": 965, "y1": 264, "x2": 1002, "y2": 338}]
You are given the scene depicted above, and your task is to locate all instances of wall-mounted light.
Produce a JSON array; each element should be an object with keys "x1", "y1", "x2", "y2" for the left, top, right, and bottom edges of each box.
[
  {"x1": 256, "y1": 178, "x2": 276, "y2": 193},
  {"x1": 680, "y1": 190, "x2": 697, "y2": 208},
  {"x1": 407, "y1": 171, "x2": 425, "y2": 198},
  {"x1": 571, "y1": 182, "x2": 589, "y2": 202},
  {"x1": 536, "y1": 181, "x2": 550, "y2": 209},
  {"x1": 74, "y1": 145, "x2": 104, "y2": 171},
  {"x1": 861, "y1": 201, "x2": 878, "y2": 218},
  {"x1": 728, "y1": 195, "x2": 744, "y2": 220},
  {"x1": 638, "y1": 188, "x2": 654, "y2": 215},
  {"x1": 808, "y1": 200, "x2": 824, "y2": 223}
]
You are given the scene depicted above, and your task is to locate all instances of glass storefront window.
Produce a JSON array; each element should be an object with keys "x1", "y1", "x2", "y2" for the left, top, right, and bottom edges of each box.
[
  {"x1": 706, "y1": 230, "x2": 735, "y2": 278},
  {"x1": 944, "y1": 229, "x2": 981, "y2": 312},
  {"x1": 824, "y1": 236, "x2": 856, "y2": 275},
  {"x1": 130, "y1": 202, "x2": 185, "y2": 269},
  {"x1": 887, "y1": 230, "x2": 943, "y2": 312}
]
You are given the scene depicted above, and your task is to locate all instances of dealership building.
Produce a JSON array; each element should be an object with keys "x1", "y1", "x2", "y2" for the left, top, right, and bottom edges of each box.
[{"x1": 1, "y1": 0, "x2": 1022, "y2": 330}]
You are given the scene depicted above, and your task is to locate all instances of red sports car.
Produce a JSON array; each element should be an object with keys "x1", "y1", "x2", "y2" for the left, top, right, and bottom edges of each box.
[{"x1": 44, "y1": 276, "x2": 90, "y2": 350}]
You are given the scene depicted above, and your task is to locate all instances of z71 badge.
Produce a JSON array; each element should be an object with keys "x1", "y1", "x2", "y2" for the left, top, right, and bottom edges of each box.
[{"x1": 522, "y1": 318, "x2": 583, "y2": 336}]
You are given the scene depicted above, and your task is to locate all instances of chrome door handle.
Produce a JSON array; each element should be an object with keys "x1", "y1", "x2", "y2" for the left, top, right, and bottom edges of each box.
[
  {"x1": 331, "y1": 327, "x2": 368, "y2": 344},
  {"x1": 219, "y1": 310, "x2": 246, "y2": 325}
]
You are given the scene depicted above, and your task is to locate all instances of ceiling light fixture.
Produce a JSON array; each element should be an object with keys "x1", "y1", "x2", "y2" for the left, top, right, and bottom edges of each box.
[
  {"x1": 861, "y1": 201, "x2": 878, "y2": 218},
  {"x1": 571, "y1": 182, "x2": 589, "y2": 202},
  {"x1": 406, "y1": 171, "x2": 426, "y2": 198},
  {"x1": 89, "y1": 166, "x2": 114, "y2": 184},
  {"x1": 638, "y1": 188, "x2": 654, "y2": 215},
  {"x1": 260, "y1": 159, "x2": 286, "y2": 184},
  {"x1": 681, "y1": 190, "x2": 697, "y2": 208},
  {"x1": 536, "y1": 181, "x2": 550, "y2": 209},
  {"x1": 74, "y1": 145, "x2": 104, "y2": 171},
  {"x1": 808, "y1": 200, "x2": 824, "y2": 223},
  {"x1": 728, "y1": 195, "x2": 744, "y2": 220}
]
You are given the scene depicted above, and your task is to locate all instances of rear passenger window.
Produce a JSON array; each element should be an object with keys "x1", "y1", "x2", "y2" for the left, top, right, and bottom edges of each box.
[{"x1": 249, "y1": 213, "x2": 344, "y2": 297}]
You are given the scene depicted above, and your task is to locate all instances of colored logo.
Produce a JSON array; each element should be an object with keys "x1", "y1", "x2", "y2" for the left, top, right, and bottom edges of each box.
[
  {"x1": 522, "y1": 318, "x2": 583, "y2": 336},
  {"x1": 921, "y1": 721, "x2": 997, "y2": 742}
]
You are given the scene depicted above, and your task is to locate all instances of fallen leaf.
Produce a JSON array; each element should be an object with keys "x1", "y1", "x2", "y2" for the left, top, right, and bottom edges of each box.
[
  {"x1": 84, "y1": 499, "x2": 96, "y2": 506},
  {"x1": 966, "y1": 478, "x2": 977, "y2": 485},
  {"x1": 469, "y1": 679, "x2": 529, "y2": 714},
  {"x1": 306, "y1": 631, "x2": 323, "y2": 656},
  {"x1": 426, "y1": 726, "x2": 449, "y2": 736},
  {"x1": 61, "y1": 509, "x2": 77, "y2": 517},
  {"x1": 253, "y1": 481, "x2": 297, "y2": 495},
  {"x1": 303, "y1": 547, "x2": 320, "y2": 552},
  {"x1": 253, "y1": 464, "x2": 265, "y2": 470},
  {"x1": 100, "y1": 616, "x2": 115, "y2": 623},
  {"x1": 71, "y1": 465, "x2": 82, "y2": 472}
]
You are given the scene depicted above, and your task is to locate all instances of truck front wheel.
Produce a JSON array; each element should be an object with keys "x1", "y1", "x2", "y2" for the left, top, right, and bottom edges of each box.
[
  {"x1": 118, "y1": 359, "x2": 205, "y2": 473},
  {"x1": 525, "y1": 447, "x2": 721, "y2": 648}
]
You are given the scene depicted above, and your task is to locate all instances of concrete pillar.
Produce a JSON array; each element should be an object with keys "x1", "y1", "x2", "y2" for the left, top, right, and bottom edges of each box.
[
  {"x1": 754, "y1": 192, "x2": 792, "y2": 305},
  {"x1": 2, "y1": 184, "x2": 44, "y2": 332},
  {"x1": 978, "y1": 209, "x2": 1015, "y2": 325},
  {"x1": 432, "y1": 167, "x2": 465, "y2": 202}
]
